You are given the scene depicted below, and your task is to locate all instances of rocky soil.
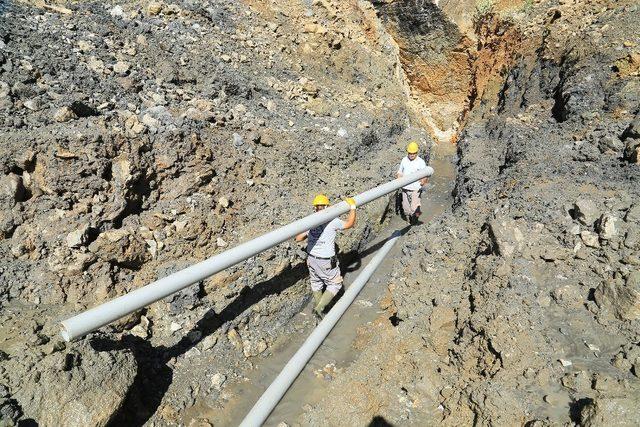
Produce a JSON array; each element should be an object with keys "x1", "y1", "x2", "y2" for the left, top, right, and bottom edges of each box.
[
  {"x1": 0, "y1": 0, "x2": 431, "y2": 424},
  {"x1": 1, "y1": 0, "x2": 639, "y2": 426},
  {"x1": 302, "y1": 0, "x2": 640, "y2": 426}
]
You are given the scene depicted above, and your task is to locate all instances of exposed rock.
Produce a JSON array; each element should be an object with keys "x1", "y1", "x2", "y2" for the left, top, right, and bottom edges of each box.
[
  {"x1": 621, "y1": 117, "x2": 640, "y2": 139},
  {"x1": 580, "y1": 230, "x2": 600, "y2": 248},
  {"x1": 66, "y1": 224, "x2": 90, "y2": 249},
  {"x1": 242, "y1": 339, "x2": 268, "y2": 358},
  {"x1": 626, "y1": 228, "x2": 640, "y2": 250},
  {"x1": 201, "y1": 334, "x2": 218, "y2": 351},
  {"x1": 217, "y1": 196, "x2": 230, "y2": 209},
  {"x1": 594, "y1": 272, "x2": 640, "y2": 320},
  {"x1": 23, "y1": 99, "x2": 40, "y2": 111},
  {"x1": 580, "y1": 395, "x2": 640, "y2": 426},
  {"x1": 487, "y1": 217, "x2": 524, "y2": 257},
  {"x1": 89, "y1": 229, "x2": 150, "y2": 268},
  {"x1": 227, "y1": 329, "x2": 242, "y2": 351},
  {"x1": 109, "y1": 5, "x2": 124, "y2": 18},
  {"x1": 53, "y1": 106, "x2": 78, "y2": 123},
  {"x1": 598, "y1": 214, "x2": 622, "y2": 240},
  {"x1": 210, "y1": 373, "x2": 226, "y2": 390},
  {"x1": 574, "y1": 198, "x2": 600, "y2": 226},
  {"x1": 147, "y1": 2, "x2": 163, "y2": 15},
  {"x1": 552, "y1": 285, "x2": 583, "y2": 308},
  {"x1": 130, "y1": 315, "x2": 150, "y2": 339},
  {"x1": 166, "y1": 279, "x2": 202, "y2": 314},
  {"x1": 2, "y1": 1, "x2": 639, "y2": 426},
  {"x1": 627, "y1": 204, "x2": 640, "y2": 223},
  {"x1": 624, "y1": 139, "x2": 640, "y2": 163},
  {"x1": 113, "y1": 61, "x2": 130, "y2": 74},
  {"x1": 0, "y1": 395, "x2": 22, "y2": 424},
  {"x1": 14, "y1": 341, "x2": 136, "y2": 426},
  {"x1": 0, "y1": 173, "x2": 26, "y2": 204}
]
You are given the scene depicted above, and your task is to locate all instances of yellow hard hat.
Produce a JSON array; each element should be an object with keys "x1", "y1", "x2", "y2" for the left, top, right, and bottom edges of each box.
[
  {"x1": 312, "y1": 194, "x2": 330, "y2": 206},
  {"x1": 407, "y1": 141, "x2": 419, "y2": 154}
]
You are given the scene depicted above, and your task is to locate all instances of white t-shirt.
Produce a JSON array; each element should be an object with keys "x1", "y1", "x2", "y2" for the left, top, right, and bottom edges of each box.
[
  {"x1": 307, "y1": 218, "x2": 345, "y2": 258},
  {"x1": 398, "y1": 156, "x2": 427, "y2": 191}
]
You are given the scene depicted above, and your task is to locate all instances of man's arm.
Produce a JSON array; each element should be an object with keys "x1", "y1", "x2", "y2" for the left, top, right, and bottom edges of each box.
[
  {"x1": 295, "y1": 231, "x2": 308, "y2": 242},
  {"x1": 342, "y1": 198, "x2": 357, "y2": 230},
  {"x1": 395, "y1": 160, "x2": 404, "y2": 179}
]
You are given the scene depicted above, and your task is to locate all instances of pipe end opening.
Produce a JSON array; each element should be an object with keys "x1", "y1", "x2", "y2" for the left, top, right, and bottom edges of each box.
[{"x1": 60, "y1": 326, "x2": 71, "y2": 342}]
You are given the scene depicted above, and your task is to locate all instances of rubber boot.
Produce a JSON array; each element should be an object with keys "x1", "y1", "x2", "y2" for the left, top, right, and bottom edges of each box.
[
  {"x1": 313, "y1": 290, "x2": 336, "y2": 318},
  {"x1": 312, "y1": 290, "x2": 323, "y2": 306}
]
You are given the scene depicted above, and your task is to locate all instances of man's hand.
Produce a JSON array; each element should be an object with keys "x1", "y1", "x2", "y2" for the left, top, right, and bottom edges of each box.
[
  {"x1": 345, "y1": 197, "x2": 357, "y2": 210},
  {"x1": 343, "y1": 197, "x2": 357, "y2": 229}
]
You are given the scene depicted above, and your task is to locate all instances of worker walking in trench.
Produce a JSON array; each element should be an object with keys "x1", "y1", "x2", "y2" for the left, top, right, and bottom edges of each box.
[
  {"x1": 396, "y1": 141, "x2": 428, "y2": 225},
  {"x1": 295, "y1": 194, "x2": 357, "y2": 320}
]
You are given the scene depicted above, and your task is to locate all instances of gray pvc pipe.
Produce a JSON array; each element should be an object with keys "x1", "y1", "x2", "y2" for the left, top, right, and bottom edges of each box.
[
  {"x1": 60, "y1": 168, "x2": 432, "y2": 341},
  {"x1": 239, "y1": 230, "x2": 401, "y2": 427}
]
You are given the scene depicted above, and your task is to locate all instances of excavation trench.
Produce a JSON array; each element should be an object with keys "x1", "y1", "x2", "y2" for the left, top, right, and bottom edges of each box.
[{"x1": 185, "y1": 143, "x2": 456, "y2": 426}]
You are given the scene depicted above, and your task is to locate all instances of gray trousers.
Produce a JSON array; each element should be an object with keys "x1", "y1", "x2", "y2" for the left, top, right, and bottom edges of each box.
[{"x1": 307, "y1": 256, "x2": 343, "y2": 295}]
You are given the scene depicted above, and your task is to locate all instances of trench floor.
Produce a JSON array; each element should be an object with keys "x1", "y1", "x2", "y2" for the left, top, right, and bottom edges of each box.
[{"x1": 187, "y1": 143, "x2": 456, "y2": 426}]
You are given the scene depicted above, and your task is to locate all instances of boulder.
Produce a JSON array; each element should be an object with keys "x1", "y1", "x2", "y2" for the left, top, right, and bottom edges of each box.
[
  {"x1": 574, "y1": 198, "x2": 599, "y2": 226},
  {"x1": 89, "y1": 229, "x2": 150, "y2": 268},
  {"x1": 625, "y1": 228, "x2": 639, "y2": 250},
  {"x1": 594, "y1": 272, "x2": 640, "y2": 320},
  {"x1": 598, "y1": 214, "x2": 622, "y2": 240},
  {"x1": 624, "y1": 139, "x2": 640, "y2": 163},
  {"x1": 0, "y1": 209, "x2": 15, "y2": 240},
  {"x1": 147, "y1": 2, "x2": 163, "y2": 15},
  {"x1": 53, "y1": 106, "x2": 77, "y2": 122},
  {"x1": 0, "y1": 395, "x2": 22, "y2": 424},
  {"x1": 0, "y1": 173, "x2": 26, "y2": 204},
  {"x1": 621, "y1": 117, "x2": 640, "y2": 139},
  {"x1": 627, "y1": 204, "x2": 640, "y2": 223},
  {"x1": 580, "y1": 395, "x2": 640, "y2": 426},
  {"x1": 14, "y1": 340, "x2": 136, "y2": 426},
  {"x1": 487, "y1": 217, "x2": 525, "y2": 258},
  {"x1": 66, "y1": 224, "x2": 91, "y2": 249},
  {"x1": 113, "y1": 61, "x2": 130, "y2": 74},
  {"x1": 620, "y1": 109, "x2": 640, "y2": 161},
  {"x1": 580, "y1": 230, "x2": 600, "y2": 248}
]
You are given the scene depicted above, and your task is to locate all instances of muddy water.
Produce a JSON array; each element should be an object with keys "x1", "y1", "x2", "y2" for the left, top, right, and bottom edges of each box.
[{"x1": 193, "y1": 144, "x2": 456, "y2": 426}]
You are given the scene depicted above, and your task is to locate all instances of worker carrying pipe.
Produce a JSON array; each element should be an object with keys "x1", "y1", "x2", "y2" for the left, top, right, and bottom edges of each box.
[
  {"x1": 397, "y1": 141, "x2": 429, "y2": 225},
  {"x1": 59, "y1": 168, "x2": 433, "y2": 341},
  {"x1": 295, "y1": 195, "x2": 357, "y2": 320}
]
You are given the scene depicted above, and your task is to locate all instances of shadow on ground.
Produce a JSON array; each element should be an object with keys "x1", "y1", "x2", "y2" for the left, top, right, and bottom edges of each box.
[
  {"x1": 92, "y1": 222, "x2": 415, "y2": 425},
  {"x1": 92, "y1": 261, "x2": 308, "y2": 425},
  {"x1": 369, "y1": 415, "x2": 395, "y2": 426}
]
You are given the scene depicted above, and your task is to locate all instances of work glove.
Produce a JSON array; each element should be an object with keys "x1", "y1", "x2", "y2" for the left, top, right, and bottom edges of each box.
[{"x1": 345, "y1": 197, "x2": 357, "y2": 209}]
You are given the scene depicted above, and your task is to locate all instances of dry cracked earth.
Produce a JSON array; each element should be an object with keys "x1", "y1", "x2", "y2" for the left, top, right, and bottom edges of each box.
[{"x1": 0, "y1": 0, "x2": 639, "y2": 426}]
